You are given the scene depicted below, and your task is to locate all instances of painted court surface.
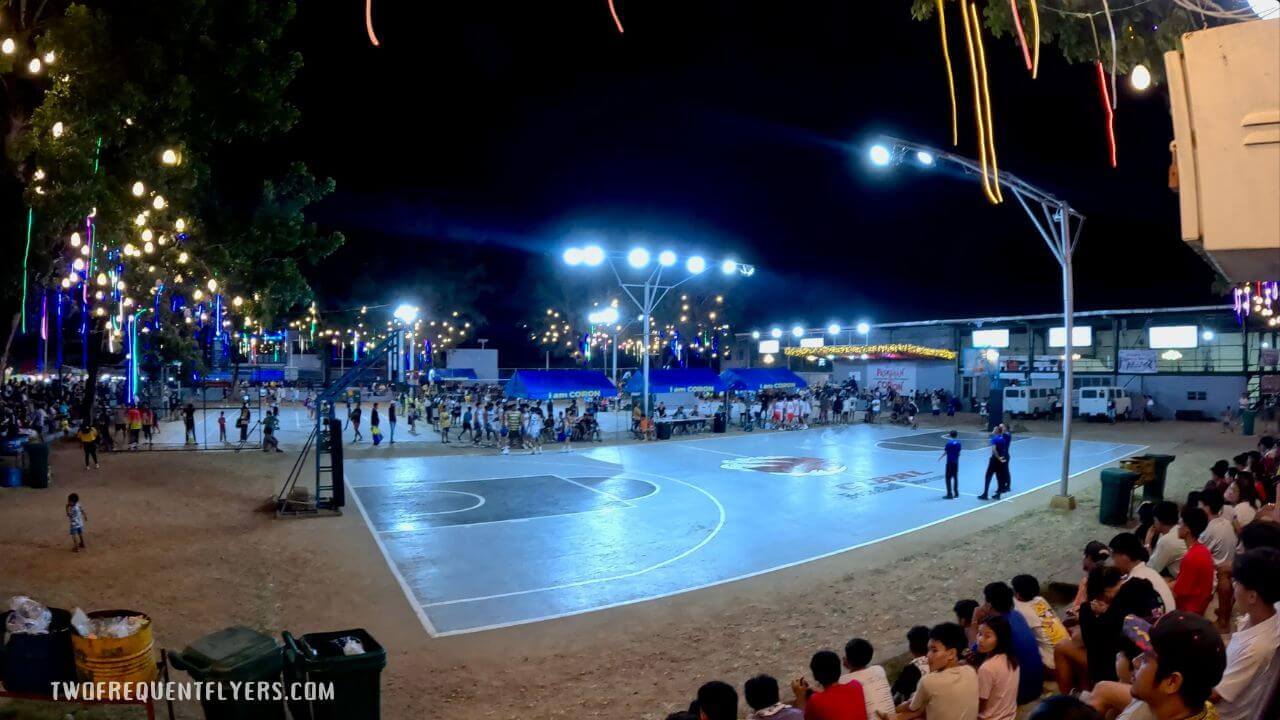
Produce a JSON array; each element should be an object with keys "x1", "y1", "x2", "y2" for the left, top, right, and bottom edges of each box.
[{"x1": 346, "y1": 425, "x2": 1145, "y2": 636}]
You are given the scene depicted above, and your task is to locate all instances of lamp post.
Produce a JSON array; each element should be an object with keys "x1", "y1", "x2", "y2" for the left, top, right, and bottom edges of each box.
[
  {"x1": 869, "y1": 137, "x2": 1084, "y2": 508},
  {"x1": 392, "y1": 304, "x2": 419, "y2": 385},
  {"x1": 587, "y1": 306, "x2": 622, "y2": 385},
  {"x1": 565, "y1": 245, "x2": 752, "y2": 419}
]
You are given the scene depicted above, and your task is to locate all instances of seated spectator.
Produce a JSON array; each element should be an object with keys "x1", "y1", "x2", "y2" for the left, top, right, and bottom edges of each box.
[
  {"x1": 1209, "y1": 547, "x2": 1280, "y2": 720},
  {"x1": 1204, "y1": 460, "x2": 1231, "y2": 495},
  {"x1": 839, "y1": 638, "x2": 895, "y2": 720},
  {"x1": 745, "y1": 675, "x2": 803, "y2": 720},
  {"x1": 976, "y1": 615, "x2": 1020, "y2": 720},
  {"x1": 1109, "y1": 533, "x2": 1176, "y2": 614},
  {"x1": 982, "y1": 582, "x2": 1044, "y2": 706},
  {"x1": 954, "y1": 599, "x2": 980, "y2": 647},
  {"x1": 1229, "y1": 472, "x2": 1260, "y2": 531},
  {"x1": 1172, "y1": 506, "x2": 1216, "y2": 616},
  {"x1": 1117, "y1": 611, "x2": 1226, "y2": 720},
  {"x1": 1197, "y1": 489, "x2": 1237, "y2": 631},
  {"x1": 1067, "y1": 542, "x2": 1113, "y2": 625},
  {"x1": 1077, "y1": 565, "x2": 1162, "y2": 688},
  {"x1": 1012, "y1": 574, "x2": 1069, "y2": 674},
  {"x1": 697, "y1": 681, "x2": 738, "y2": 720},
  {"x1": 1026, "y1": 696, "x2": 1102, "y2": 720},
  {"x1": 891, "y1": 626, "x2": 931, "y2": 705},
  {"x1": 888, "y1": 622, "x2": 977, "y2": 720},
  {"x1": 791, "y1": 650, "x2": 867, "y2": 720},
  {"x1": 1238, "y1": 519, "x2": 1280, "y2": 552},
  {"x1": 1145, "y1": 501, "x2": 1186, "y2": 579}
]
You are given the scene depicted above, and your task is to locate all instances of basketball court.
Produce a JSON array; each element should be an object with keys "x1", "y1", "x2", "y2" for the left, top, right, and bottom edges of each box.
[{"x1": 345, "y1": 424, "x2": 1145, "y2": 636}]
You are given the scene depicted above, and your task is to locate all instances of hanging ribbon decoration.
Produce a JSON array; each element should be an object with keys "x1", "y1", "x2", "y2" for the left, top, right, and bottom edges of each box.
[
  {"x1": 365, "y1": 0, "x2": 381, "y2": 47},
  {"x1": 1009, "y1": 0, "x2": 1033, "y2": 71},
  {"x1": 1100, "y1": 0, "x2": 1118, "y2": 109},
  {"x1": 959, "y1": 0, "x2": 1002, "y2": 204},
  {"x1": 20, "y1": 208, "x2": 33, "y2": 333},
  {"x1": 936, "y1": 0, "x2": 959, "y2": 146},
  {"x1": 608, "y1": 0, "x2": 625, "y2": 33},
  {"x1": 1089, "y1": 18, "x2": 1117, "y2": 167},
  {"x1": 1029, "y1": 0, "x2": 1041, "y2": 78},
  {"x1": 970, "y1": 2, "x2": 1002, "y2": 202}
]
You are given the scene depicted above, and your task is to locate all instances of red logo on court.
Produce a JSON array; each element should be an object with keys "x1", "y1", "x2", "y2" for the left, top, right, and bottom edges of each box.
[{"x1": 721, "y1": 456, "x2": 847, "y2": 476}]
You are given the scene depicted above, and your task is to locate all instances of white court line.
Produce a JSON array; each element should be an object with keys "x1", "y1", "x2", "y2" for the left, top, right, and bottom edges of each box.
[
  {"x1": 425, "y1": 445, "x2": 1146, "y2": 637},
  {"x1": 883, "y1": 479, "x2": 981, "y2": 498},
  {"x1": 556, "y1": 475, "x2": 636, "y2": 507},
  {"x1": 423, "y1": 468, "x2": 726, "y2": 611},
  {"x1": 349, "y1": 486, "x2": 440, "y2": 637},
  {"x1": 679, "y1": 444, "x2": 748, "y2": 458}
]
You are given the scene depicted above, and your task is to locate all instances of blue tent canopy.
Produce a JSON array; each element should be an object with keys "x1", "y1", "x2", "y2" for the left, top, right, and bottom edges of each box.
[
  {"x1": 719, "y1": 368, "x2": 808, "y2": 392},
  {"x1": 623, "y1": 368, "x2": 724, "y2": 394},
  {"x1": 505, "y1": 370, "x2": 618, "y2": 400},
  {"x1": 433, "y1": 368, "x2": 478, "y2": 380}
]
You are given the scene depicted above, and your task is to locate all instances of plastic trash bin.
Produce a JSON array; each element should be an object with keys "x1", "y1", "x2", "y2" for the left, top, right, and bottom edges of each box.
[
  {"x1": 1, "y1": 466, "x2": 21, "y2": 488},
  {"x1": 655, "y1": 422, "x2": 673, "y2": 440},
  {"x1": 713, "y1": 412, "x2": 727, "y2": 434},
  {"x1": 0, "y1": 607, "x2": 77, "y2": 695},
  {"x1": 167, "y1": 626, "x2": 285, "y2": 720},
  {"x1": 283, "y1": 629, "x2": 386, "y2": 720},
  {"x1": 24, "y1": 443, "x2": 49, "y2": 488},
  {"x1": 1242, "y1": 409, "x2": 1257, "y2": 436},
  {"x1": 1143, "y1": 454, "x2": 1176, "y2": 502},
  {"x1": 1100, "y1": 468, "x2": 1138, "y2": 526}
]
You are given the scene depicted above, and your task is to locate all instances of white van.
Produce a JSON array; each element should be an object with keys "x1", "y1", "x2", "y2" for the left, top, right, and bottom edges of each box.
[
  {"x1": 1074, "y1": 387, "x2": 1133, "y2": 419},
  {"x1": 1003, "y1": 387, "x2": 1056, "y2": 418}
]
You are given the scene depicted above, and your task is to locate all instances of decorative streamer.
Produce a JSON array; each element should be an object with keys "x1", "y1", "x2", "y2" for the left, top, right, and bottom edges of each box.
[
  {"x1": 970, "y1": 1, "x2": 1003, "y2": 202},
  {"x1": 1029, "y1": 0, "x2": 1041, "y2": 78},
  {"x1": 1101, "y1": 0, "x2": 1117, "y2": 109},
  {"x1": 936, "y1": 0, "x2": 959, "y2": 146},
  {"x1": 1009, "y1": 0, "x2": 1033, "y2": 71},
  {"x1": 56, "y1": 293, "x2": 63, "y2": 371},
  {"x1": 608, "y1": 0, "x2": 625, "y2": 33},
  {"x1": 20, "y1": 209, "x2": 35, "y2": 334},
  {"x1": 958, "y1": 1, "x2": 996, "y2": 203},
  {"x1": 365, "y1": 0, "x2": 380, "y2": 47},
  {"x1": 1095, "y1": 60, "x2": 1117, "y2": 167}
]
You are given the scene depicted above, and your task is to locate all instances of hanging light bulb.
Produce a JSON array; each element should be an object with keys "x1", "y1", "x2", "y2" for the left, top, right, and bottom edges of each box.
[
  {"x1": 131, "y1": 181, "x2": 145, "y2": 197},
  {"x1": 69, "y1": 232, "x2": 81, "y2": 247},
  {"x1": 135, "y1": 214, "x2": 147, "y2": 226},
  {"x1": 178, "y1": 252, "x2": 188, "y2": 264},
  {"x1": 94, "y1": 291, "x2": 104, "y2": 300},
  {"x1": 27, "y1": 58, "x2": 41, "y2": 73},
  {"x1": 123, "y1": 243, "x2": 137, "y2": 256},
  {"x1": 144, "y1": 241, "x2": 154, "y2": 254},
  {"x1": 61, "y1": 278, "x2": 71, "y2": 289},
  {"x1": 174, "y1": 218, "x2": 186, "y2": 232},
  {"x1": 68, "y1": 271, "x2": 79, "y2": 284},
  {"x1": 1, "y1": 39, "x2": 15, "y2": 55},
  {"x1": 43, "y1": 51, "x2": 55, "y2": 64},
  {"x1": 96, "y1": 273, "x2": 108, "y2": 286},
  {"x1": 233, "y1": 296, "x2": 244, "y2": 307},
  {"x1": 157, "y1": 235, "x2": 168, "y2": 246},
  {"x1": 51, "y1": 122, "x2": 64, "y2": 138},
  {"x1": 174, "y1": 273, "x2": 184, "y2": 283},
  {"x1": 160, "y1": 149, "x2": 180, "y2": 166},
  {"x1": 33, "y1": 168, "x2": 45, "y2": 181},
  {"x1": 193, "y1": 289, "x2": 204, "y2": 300},
  {"x1": 116, "y1": 280, "x2": 126, "y2": 291},
  {"x1": 141, "y1": 228, "x2": 153, "y2": 242},
  {"x1": 152, "y1": 195, "x2": 166, "y2": 210},
  {"x1": 207, "y1": 278, "x2": 218, "y2": 291},
  {"x1": 79, "y1": 244, "x2": 89, "y2": 256},
  {"x1": 72, "y1": 257, "x2": 85, "y2": 271}
]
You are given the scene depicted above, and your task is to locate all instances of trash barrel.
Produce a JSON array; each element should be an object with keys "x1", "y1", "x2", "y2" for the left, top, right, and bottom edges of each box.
[
  {"x1": 167, "y1": 626, "x2": 285, "y2": 720},
  {"x1": 24, "y1": 443, "x2": 49, "y2": 489},
  {"x1": 1242, "y1": 409, "x2": 1257, "y2": 436},
  {"x1": 655, "y1": 422, "x2": 673, "y2": 440},
  {"x1": 71, "y1": 610, "x2": 158, "y2": 685},
  {"x1": 713, "y1": 412, "x2": 727, "y2": 434},
  {"x1": 1099, "y1": 468, "x2": 1138, "y2": 526},
  {"x1": 1, "y1": 466, "x2": 21, "y2": 488},
  {"x1": 0, "y1": 607, "x2": 77, "y2": 695},
  {"x1": 282, "y1": 629, "x2": 386, "y2": 720},
  {"x1": 1143, "y1": 454, "x2": 1176, "y2": 502}
]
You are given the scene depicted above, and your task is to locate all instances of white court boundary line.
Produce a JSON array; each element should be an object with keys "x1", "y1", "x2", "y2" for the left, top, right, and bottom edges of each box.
[
  {"x1": 423, "y1": 442, "x2": 1146, "y2": 637},
  {"x1": 349, "y1": 487, "x2": 440, "y2": 637}
]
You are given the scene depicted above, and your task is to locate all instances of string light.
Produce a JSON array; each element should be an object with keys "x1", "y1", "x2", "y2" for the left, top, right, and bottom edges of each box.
[
  {"x1": 51, "y1": 122, "x2": 64, "y2": 138},
  {"x1": 131, "y1": 181, "x2": 145, "y2": 196},
  {"x1": 784, "y1": 344, "x2": 958, "y2": 361}
]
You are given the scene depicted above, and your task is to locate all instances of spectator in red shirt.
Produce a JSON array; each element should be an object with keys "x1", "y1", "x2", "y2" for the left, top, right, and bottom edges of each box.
[
  {"x1": 1171, "y1": 506, "x2": 1215, "y2": 616},
  {"x1": 791, "y1": 651, "x2": 867, "y2": 720}
]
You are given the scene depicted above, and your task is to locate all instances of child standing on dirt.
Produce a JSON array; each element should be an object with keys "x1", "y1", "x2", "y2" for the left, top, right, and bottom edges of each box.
[
  {"x1": 1222, "y1": 406, "x2": 1234, "y2": 433},
  {"x1": 67, "y1": 493, "x2": 86, "y2": 552}
]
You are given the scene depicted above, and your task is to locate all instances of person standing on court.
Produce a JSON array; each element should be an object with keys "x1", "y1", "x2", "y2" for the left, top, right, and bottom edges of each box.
[
  {"x1": 997, "y1": 424, "x2": 1013, "y2": 495},
  {"x1": 939, "y1": 430, "x2": 962, "y2": 499},
  {"x1": 979, "y1": 424, "x2": 1011, "y2": 501},
  {"x1": 387, "y1": 400, "x2": 397, "y2": 444}
]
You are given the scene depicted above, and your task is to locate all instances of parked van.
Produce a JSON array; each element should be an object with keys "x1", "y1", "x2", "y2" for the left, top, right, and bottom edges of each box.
[
  {"x1": 1003, "y1": 387, "x2": 1056, "y2": 418},
  {"x1": 1074, "y1": 387, "x2": 1133, "y2": 419}
]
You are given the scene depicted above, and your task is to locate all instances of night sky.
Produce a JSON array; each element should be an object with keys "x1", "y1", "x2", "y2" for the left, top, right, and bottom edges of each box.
[{"x1": 288, "y1": 1, "x2": 1220, "y2": 355}]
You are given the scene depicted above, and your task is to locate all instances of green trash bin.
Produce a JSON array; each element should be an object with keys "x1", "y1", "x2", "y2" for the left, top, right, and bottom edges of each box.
[
  {"x1": 1099, "y1": 468, "x2": 1138, "y2": 526},
  {"x1": 24, "y1": 443, "x2": 49, "y2": 488},
  {"x1": 1242, "y1": 409, "x2": 1257, "y2": 436},
  {"x1": 167, "y1": 626, "x2": 285, "y2": 720},
  {"x1": 283, "y1": 629, "x2": 386, "y2": 720},
  {"x1": 1144, "y1": 454, "x2": 1176, "y2": 502}
]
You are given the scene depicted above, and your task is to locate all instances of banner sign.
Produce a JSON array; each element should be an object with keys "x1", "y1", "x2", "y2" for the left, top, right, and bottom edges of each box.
[
  {"x1": 868, "y1": 363, "x2": 916, "y2": 394},
  {"x1": 1118, "y1": 349, "x2": 1159, "y2": 374}
]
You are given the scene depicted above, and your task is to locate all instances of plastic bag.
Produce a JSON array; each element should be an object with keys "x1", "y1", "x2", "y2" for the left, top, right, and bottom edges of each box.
[
  {"x1": 337, "y1": 636, "x2": 365, "y2": 656},
  {"x1": 70, "y1": 608, "x2": 93, "y2": 637},
  {"x1": 69, "y1": 608, "x2": 144, "y2": 639},
  {"x1": 6, "y1": 596, "x2": 52, "y2": 635}
]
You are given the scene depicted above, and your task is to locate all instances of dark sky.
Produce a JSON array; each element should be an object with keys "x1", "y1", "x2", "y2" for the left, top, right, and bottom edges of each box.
[{"x1": 288, "y1": 0, "x2": 1220, "y2": 340}]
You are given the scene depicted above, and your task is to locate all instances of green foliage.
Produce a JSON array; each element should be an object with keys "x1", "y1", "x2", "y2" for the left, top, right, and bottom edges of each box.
[{"x1": 909, "y1": 0, "x2": 1203, "y2": 81}]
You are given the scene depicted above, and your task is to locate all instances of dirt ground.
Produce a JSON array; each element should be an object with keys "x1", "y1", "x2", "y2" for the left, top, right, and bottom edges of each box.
[{"x1": 0, "y1": 414, "x2": 1269, "y2": 719}]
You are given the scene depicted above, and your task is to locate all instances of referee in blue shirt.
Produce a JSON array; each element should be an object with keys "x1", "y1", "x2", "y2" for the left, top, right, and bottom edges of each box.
[{"x1": 939, "y1": 430, "x2": 963, "y2": 499}]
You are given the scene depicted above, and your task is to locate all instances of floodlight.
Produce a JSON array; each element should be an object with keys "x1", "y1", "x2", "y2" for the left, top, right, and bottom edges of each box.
[
  {"x1": 563, "y1": 247, "x2": 583, "y2": 266},
  {"x1": 770, "y1": 328, "x2": 782, "y2": 339},
  {"x1": 915, "y1": 151, "x2": 935, "y2": 166},
  {"x1": 658, "y1": 250, "x2": 677, "y2": 267},
  {"x1": 686, "y1": 256, "x2": 706, "y2": 274},
  {"x1": 627, "y1": 248, "x2": 650, "y2": 268},
  {"x1": 720, "y1": 259, "x2": 737, "y2": 274},
  {"x1": 827, "y1": 323, "x2": 841, "y2": 335},
  {"x1": 582, "y1": 245, "x2": 605, "y2": 266},
  {"x1": 791, "y1": 326, "x2": 804, "y2": 338},
  {"x1": 394, "y1": 304, "x2": 419, "y2": 323},
  {"x1": 869, "y1": 144, "x2": 892, "y2": 166},
  {"x1": 856, "y1": 321, "x2": 870, "y2": 335}
]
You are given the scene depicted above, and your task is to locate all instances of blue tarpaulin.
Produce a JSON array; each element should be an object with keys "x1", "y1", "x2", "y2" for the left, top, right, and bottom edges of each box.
[
  {"x1": 719, "y1": 368, "x2": 808, "y2": 392},
  {"x1": 505, "y1": 370, "x2": 618, "y2": 400},
  {"x1": 623, "y1": 369, "x2": 724, "y2": 394}
]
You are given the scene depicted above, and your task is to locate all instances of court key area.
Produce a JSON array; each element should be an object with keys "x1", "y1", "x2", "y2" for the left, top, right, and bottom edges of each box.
[{"x1": 347, "y1": 425, "x2": 1144, "y2": 636}]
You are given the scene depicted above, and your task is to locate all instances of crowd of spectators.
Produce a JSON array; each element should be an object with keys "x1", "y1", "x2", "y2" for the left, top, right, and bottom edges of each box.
[{"x1": 668, "y1": 436, "x2": 1280, "y2": 720}]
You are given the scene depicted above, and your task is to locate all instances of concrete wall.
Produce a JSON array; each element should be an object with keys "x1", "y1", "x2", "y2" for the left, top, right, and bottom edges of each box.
[
  {"x1": 1115, "y1": 374, "x2": 1246, "y2": 419},
  {"x1": 446, "y1": 348, "x2": 499, "y2": 381}
]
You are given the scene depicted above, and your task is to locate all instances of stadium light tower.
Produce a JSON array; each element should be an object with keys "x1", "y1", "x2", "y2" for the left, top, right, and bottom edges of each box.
[
  {"x1": 869, "y1": 136, "x2": 1084, "y2": 509},
  {"x1": 565, "y1": 244, "x2": 753, "y2": 418}
]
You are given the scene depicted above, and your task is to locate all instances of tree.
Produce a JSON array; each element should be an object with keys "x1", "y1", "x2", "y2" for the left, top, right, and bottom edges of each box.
[
  {"x1": 0, "y1": 1, "x2": 342, "y2": 412},
  {"x1": 910, "y1": 0, "x2": 1205, "y2": 81}
]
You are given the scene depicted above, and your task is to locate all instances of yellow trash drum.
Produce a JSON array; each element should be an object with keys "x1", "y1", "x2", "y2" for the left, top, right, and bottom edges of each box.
[{"x1": 71, "y1": 609, "x2": 158, "y2": 684}]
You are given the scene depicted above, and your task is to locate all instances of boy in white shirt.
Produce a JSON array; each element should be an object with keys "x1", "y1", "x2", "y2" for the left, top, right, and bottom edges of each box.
[
  {"x1": 839, "y1": 638, "x2": 896, "y2": 720},
  {"x1": 1146, "y1": 501, "x2": 1186, "y2": 578},
  {"x1": 1210, "y1": 548, "x2": 1280, "y2": 720}
]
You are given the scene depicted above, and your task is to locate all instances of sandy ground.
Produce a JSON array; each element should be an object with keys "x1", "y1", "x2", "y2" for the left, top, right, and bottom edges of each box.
[{"x1": 0, "y1": 414, "x2": 1268, "y2": 719}]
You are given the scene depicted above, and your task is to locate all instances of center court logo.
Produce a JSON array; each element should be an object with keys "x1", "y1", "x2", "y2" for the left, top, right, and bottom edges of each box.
[{"x1": 720, "y1": 456, "x2": 847, "y2": 476}]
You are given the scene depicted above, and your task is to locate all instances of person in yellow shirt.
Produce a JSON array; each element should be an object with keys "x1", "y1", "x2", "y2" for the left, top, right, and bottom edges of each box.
[{"x1": 76, "y1": 424, "x2": 100, "y2": 469}]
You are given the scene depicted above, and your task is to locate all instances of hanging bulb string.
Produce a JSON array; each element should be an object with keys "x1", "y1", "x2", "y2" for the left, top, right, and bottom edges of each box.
[
  {"x1": 970, "y1": 0, "x2": 1004, "y2": 202},
  {"x1": 608, "y1": 0, "x2": 625, "y2": 33},
  {"x1": 1029, "y1": 0, "x2": 1041, "y2": 78},
  {"x1": 1101, "y1": 0, "x2": 1118, "y2": 109},
  {"x1": 1010, "y1": 0, "x2": 1033, "y2": 72},
  {"x1": 936, "y1": 0, "x2": 959, "y2": 146},
  {"x1": 959, "y1": 0, "x2": 998, "y2": 204}
]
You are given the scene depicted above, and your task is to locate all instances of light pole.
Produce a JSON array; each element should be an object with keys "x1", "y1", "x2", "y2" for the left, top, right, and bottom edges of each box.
[
  {"x1": 565, "y1": 245, "x2": 753, "y2": 419},
  {"x1": 392, "y1": 304, "x2": 419, "y2": 385},
  {"x1": 588, "y1": 306, "x2": 621, "y2": 385},
  {"x1": 869, "y1": 137, "x2": 1084, "y2": 508}
]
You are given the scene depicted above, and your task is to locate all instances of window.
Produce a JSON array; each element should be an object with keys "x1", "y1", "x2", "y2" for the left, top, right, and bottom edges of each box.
[
  {"x1": 1187, "y1": 391, "x2": 1207, "y2": 401},
  {"x1": 1083, "y1": 390, "x2": 1098, "y2": 399},
  {"x1": 1005, "y1": 389, "x2": 1019, "y2": 398},
  {"x1": 972, "y1": 329, "x2": 1010, "y2": 348}
]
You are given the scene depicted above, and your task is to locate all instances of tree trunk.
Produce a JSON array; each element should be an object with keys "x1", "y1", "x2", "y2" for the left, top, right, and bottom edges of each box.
[
  {"x1": 79, "y1": 327, "x2": 104, "y2": 422},
  {"x1": 0, "y1": 310, "x2": 19, "y2": 382}
]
